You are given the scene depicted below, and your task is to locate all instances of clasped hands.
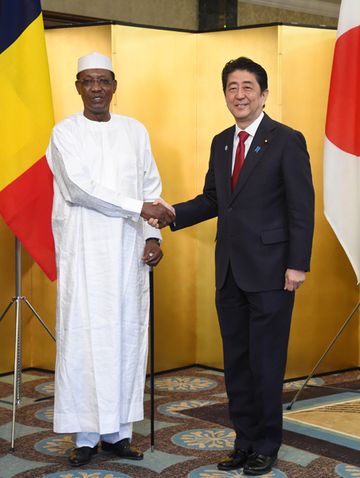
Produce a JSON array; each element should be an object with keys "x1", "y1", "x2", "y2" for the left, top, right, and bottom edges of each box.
[{"x1": 141, "y1": 198, "x2": 175, "y2": 229}]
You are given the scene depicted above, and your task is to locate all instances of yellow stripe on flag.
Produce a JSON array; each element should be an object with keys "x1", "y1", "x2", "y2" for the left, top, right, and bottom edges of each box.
[{"x1": 0, "y1": 13, "x2": 54, "y2": 190}]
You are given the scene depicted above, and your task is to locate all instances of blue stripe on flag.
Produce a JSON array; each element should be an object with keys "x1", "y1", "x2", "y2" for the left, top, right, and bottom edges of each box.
[{"x1": 0, "y1": 0, "x2": 41, "y2": 53}]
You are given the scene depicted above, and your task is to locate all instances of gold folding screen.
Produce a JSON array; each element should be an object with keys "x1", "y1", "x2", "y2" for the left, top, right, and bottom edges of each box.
[{"x1": 0, "y1": 23, "x2": 358, "y2": 376}]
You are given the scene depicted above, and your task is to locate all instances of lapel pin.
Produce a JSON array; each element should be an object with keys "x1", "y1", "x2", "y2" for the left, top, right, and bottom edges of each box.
[
  {"x1": 254, "y1": 146, "x2": 261, "y2": 153},
  {"x1": 264, "y1": 139, "x2": 268, "y2": 143},
  {"x1": 225, "y1": 145, "x2": 228, "y2": 151}
]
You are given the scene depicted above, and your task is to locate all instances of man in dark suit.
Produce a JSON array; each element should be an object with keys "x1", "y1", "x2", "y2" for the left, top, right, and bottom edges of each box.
[{"x1": 155, "y1": 57, "x2": 314, "y2": 475}]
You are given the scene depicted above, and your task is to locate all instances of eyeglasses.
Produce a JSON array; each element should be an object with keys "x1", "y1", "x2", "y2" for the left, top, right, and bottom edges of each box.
[{"x1": 77, "y1": 78, "x2": 114, "y2": 87}]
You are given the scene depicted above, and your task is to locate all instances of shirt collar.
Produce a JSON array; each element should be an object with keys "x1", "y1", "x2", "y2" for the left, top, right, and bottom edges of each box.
[{"x1": 235, "y1": 111, "x2": 264, "y2": 138}]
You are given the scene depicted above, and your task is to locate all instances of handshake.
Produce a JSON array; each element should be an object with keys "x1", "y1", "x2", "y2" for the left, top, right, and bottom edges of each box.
[{"x1": 140, "y1": 198, "x2": 175, "y2": 229}]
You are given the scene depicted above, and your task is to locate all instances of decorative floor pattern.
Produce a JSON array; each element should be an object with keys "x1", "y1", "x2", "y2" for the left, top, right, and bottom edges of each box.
[
  {"x1": 0, "y1": 367, "x2": 359, "y2": 477},
  {"x1": 284, "y1": 397, "x2": 360, "y2": 440}
]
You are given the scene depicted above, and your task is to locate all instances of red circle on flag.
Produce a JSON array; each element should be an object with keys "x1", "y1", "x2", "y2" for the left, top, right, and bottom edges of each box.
[{"x1": 325, "y1": 25, "x2": 360, "y2": 157}]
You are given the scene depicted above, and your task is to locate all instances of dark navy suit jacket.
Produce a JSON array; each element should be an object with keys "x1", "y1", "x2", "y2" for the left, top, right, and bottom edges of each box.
[{"x1": 172, "y1": 113, "x2": 315, "y2": 291}]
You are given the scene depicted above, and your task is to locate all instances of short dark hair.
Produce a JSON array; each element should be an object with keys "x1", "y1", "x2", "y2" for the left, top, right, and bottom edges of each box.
[
  {"x1": 76, "y1": 70, "x2": 115, "y2": 80},
  {"x1": 222, "y1": 57, "x2": 268, "y2": 93}
]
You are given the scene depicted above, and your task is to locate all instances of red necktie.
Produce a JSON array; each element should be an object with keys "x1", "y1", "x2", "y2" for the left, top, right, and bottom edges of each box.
[{"x1": 231, "y1": 131, "x2": 249, "y2": 191}]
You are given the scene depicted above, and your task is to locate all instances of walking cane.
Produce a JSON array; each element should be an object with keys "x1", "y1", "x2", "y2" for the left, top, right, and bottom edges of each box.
[{"x1": 149, "y1": 268, "x2": 155, "y2": 451}]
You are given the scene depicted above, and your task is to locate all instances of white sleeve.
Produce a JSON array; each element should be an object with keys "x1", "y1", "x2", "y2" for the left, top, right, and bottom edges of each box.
[
  {"x1": 142, "y1": 128, "x2": 162, "y2": 202},
  {"x1": 47, "y1": 128, "x2": 143, "y2": 221},
  {"x1": 143, "y1": 221, "x2": 162, "y2": 241},
  {"x1": 142, "y1": 128, "x2": 163, "y2": 241}
]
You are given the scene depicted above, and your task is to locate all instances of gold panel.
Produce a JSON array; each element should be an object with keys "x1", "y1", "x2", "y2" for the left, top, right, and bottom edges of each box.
[
  {"x1": 111, "y1": 25, "x2": 198, "y2": 370},
  {"x1": 1, "y1": 24, "x2": 358, "y2": 376},
  {"x1": 280, "y1": 25, "x2": 359, "y2": 377}
]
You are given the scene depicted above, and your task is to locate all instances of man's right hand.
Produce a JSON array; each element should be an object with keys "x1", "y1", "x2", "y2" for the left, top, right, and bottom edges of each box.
[{"x1": 141, "y1": 202, "x2": 175, "y2": 228}]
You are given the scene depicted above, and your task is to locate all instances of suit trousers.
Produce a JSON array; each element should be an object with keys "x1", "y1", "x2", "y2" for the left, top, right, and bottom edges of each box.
[{"x1": 216, "y1": 266, "x2": 294, "y2": 456}]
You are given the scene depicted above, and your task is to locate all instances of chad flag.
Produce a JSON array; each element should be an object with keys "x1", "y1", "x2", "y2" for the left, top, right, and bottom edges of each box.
[{"x1": 0, "y1": 1, "x2": 56, "y2": 280}]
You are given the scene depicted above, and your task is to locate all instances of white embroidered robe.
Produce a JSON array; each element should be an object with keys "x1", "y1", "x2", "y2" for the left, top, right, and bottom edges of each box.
[{"x1": 46, "y1": 113, "x2": 161, "y2": 433}]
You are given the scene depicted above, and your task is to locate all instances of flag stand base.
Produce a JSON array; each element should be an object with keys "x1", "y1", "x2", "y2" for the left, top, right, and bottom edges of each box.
[
  {"x1": 286, "y1": 301, "x2": 360, "y2": 410},
  {"x1": 0, "y1": 238, "x2": 56, "y2": 451}
]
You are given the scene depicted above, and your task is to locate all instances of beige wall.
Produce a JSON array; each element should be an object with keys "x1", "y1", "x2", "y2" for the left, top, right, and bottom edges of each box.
[
  {"x1": 41, "y1": 0, "x2": 198, "y2": 30},
  {"x1": 238, "y1": 2, "x2": 338, "y2": 27},
  {"x1": 41, "y1": 0, "x2": 339, "y2": 31},
  {"x1": 1, "y1": 23, "x2": 358, "y2": 377}
]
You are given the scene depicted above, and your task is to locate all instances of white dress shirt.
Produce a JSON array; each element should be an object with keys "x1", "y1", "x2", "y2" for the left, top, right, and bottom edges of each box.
[{"x1": 231, "y1": 111, "x2": 264, "y2": 173}]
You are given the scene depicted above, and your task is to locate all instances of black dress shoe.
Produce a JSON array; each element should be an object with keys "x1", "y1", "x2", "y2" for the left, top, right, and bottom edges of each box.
[
  {"x1": 217, "y1": 448, "x2": 249, "y2": 470},
  {"x1": 68, "y1": 445, "x2": 98, "y2": 466},
  {"x1": 243, "y1": 452, "x2": 277, "y2": 476},
  {"x1": 101, "y1": 438, "x2": 144, "y2": 460}
]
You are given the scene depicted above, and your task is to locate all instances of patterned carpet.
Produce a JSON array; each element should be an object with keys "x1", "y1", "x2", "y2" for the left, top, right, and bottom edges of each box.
[{"x1": 0, "y1": 366, "x2": 359, "y2": 478}]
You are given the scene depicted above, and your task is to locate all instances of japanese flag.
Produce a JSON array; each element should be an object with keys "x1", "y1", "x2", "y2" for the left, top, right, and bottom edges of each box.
[{"x1": 324, "y1": 0, "x2": 360, "y2": 283}]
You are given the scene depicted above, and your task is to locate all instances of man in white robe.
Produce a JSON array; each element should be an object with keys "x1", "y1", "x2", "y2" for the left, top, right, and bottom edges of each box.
[{"x1": 46, "y1": 52, "x2": 174, "y2": 466}]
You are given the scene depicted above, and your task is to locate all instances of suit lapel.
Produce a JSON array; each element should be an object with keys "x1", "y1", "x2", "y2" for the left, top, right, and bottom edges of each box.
[
  {"x1": 229, "y1": 114, "x2": 276, "y2": 204},
  {"x1": 219, "y1": 126, "x2": 236, "y2": 201}
]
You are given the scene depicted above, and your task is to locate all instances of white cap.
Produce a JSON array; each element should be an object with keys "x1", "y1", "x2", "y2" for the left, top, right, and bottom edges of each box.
[{"x1": 77, "y1": 52, "x2": 113, "y2": 74}]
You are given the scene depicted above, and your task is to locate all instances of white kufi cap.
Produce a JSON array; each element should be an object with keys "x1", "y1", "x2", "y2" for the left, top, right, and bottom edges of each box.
[{"x1": 77, "y1": 52, "x2": 113, "y2": 73}]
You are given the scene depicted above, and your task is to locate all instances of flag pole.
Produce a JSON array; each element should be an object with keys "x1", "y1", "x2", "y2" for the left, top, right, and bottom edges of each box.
[
  {"x1": 0, "y1": 238, "x2": 55, "y2": 450},
  {"x1": 11, "y1": 238, "x2": 23, "y2": 451}
]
